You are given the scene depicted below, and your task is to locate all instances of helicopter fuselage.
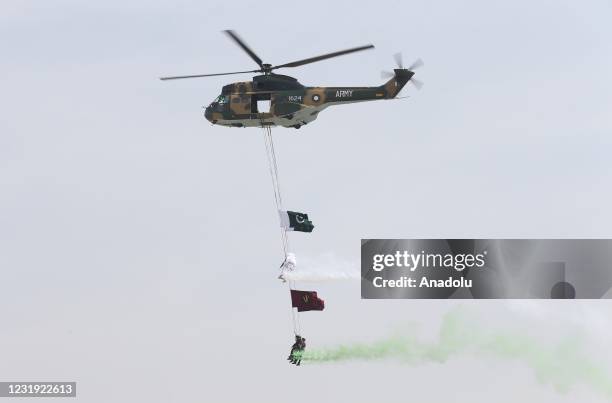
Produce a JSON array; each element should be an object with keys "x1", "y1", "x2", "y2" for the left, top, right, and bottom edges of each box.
[{"x1": 204, "y1": 71, "x2": 412, "y2": 129}]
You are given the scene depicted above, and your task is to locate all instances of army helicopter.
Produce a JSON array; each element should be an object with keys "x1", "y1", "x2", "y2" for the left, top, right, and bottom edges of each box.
[{"x1": 161, "y1": 30, "x2": 423, "y2": 129}]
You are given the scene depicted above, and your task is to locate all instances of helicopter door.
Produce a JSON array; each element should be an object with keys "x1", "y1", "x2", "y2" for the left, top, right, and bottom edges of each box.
[
  {"x1": 251, "y1": 93, "x2": 272, "y2": 114},
  {"x1": 257, "y1": 99, "x2": 271, "y2": 113}
]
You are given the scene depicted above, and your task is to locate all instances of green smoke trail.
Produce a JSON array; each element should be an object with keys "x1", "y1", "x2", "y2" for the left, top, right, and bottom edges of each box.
[{"x1": 303, "y1": 309, "x2": 612, "y2": 399}]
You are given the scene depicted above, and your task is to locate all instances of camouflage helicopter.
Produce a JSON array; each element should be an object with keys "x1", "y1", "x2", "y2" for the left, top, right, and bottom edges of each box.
[{"x1": 161, "y1": 30, "x2": 422, "y2": 129}]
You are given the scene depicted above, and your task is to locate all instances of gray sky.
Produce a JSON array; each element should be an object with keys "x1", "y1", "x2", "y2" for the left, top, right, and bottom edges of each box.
[{"x1": 2, "y1": 0, "x2": 612, "y2": 402}]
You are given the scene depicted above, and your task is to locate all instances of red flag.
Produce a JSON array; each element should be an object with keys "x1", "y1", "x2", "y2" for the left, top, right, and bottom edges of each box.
[{"x1": 290, "y1": 290, "x2": 325, "y2": 312}]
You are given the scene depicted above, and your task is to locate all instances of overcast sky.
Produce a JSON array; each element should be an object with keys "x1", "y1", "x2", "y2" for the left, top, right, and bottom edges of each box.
[{"x1": 2, "y1": 0, "x2": 612, "y2": 402}]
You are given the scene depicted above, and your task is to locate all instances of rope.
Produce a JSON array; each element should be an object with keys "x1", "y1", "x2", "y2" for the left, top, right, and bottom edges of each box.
[
  {"x1": 268, "y1": 127, "x2": 284, "y2": 207},
  {"x1": 262, "y1": 124, "x2": 299, "y2": 335},
  {"x1": 264, "y1": 126, "x2": 289, "y2": 255},
  {"x1": 263, "y1": 128, "x2": 282, "y2": 210}
]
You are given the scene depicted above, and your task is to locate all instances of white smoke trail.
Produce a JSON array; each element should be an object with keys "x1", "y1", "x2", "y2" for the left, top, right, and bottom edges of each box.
[
  {"x1": 283, "y1": 253, "x2": 359, "y2": 283},
  {"x1": 283, "y1": 270, "x2": 359, "y2": 282}
]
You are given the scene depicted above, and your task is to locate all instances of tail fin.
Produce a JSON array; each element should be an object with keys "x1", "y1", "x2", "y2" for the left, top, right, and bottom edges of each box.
[{"x1": 380, "y1": 69, "x2": 414, "y2": 98}]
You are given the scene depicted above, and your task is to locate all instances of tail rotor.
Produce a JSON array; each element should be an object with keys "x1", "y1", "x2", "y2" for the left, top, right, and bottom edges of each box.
[
  {"x1": 407, "y1": 57, "x2": 423, "y2": 71},
  {"x1": 393, "y1": 52, "x2": 404, "y2": 69},
  {"x1": 381, "y1": 53, "x2": 424, "y2": 92}
]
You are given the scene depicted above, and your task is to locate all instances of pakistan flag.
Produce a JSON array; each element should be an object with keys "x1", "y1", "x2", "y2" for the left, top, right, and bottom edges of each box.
[{"x1": 279, "y1": 210, "x2": 314, "y2": 233}]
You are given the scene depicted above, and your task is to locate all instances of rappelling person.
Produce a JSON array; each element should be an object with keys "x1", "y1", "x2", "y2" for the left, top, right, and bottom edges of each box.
[
  {"x1": 278, "y1": 252, "x2": 297, "y2": 283},
  {"x1": 287, "y1": 335, "x2": 300, "y2": 361},
  {"x1": 288, "y1": 335, "x2": 306, "y2": 366},
  {"x1": 295, "y1": 335, "x2": 306, "y2": 365}
]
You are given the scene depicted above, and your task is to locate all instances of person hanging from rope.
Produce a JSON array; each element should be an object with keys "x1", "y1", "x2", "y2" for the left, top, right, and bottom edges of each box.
[
  {"x1": 295, "y1": 335, "x2": 306, "y2": 365},
  {"x1": 288, "y1": 335, "x2": 306, "y2": 366},
  {"x1": 287, "y1": 335, "x2": 300, "y2": 362},
  {"x1": 278, "y1": 252, "x2": 297, "y2": 282}
]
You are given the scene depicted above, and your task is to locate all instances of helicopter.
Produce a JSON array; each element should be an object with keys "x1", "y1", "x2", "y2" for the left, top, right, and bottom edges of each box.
[{"x1": 161, "y1": 30, "x2": 423, "y2": 129}]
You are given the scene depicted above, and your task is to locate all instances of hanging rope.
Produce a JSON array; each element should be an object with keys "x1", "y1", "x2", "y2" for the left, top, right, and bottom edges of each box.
[
  {"x1": 261, "y1": 124, "x2": 300, "y2": 335},
  {"x1": 262, "y1": 126, "x2": 287, "y2": 255}
]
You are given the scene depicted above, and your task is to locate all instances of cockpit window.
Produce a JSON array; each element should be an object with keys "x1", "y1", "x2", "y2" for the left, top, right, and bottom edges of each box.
[{"x1": 215, "y1": 95, "x2": 228, "y2": 104}]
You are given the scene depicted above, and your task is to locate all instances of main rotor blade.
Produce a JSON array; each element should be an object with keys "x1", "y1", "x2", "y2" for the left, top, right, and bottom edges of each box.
[
  {"x1": 223, "y1": 30, "x2": 264, "y2": 69},
  {"x1": 160, "y1": 69, "x2": 260, "y2": 80},
  {"x1": 271, "y1": 44, "x2": 374, "y2": 69}
]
